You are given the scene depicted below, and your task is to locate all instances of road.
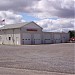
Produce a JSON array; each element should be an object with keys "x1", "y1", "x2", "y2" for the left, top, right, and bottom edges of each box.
[{"x1": 0, "y1": 43, "x2": 75, "y2": 75}]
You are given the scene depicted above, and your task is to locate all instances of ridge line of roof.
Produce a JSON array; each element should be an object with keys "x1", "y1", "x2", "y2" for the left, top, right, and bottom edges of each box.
[
  {"x1": 0, "y1": 21, "x2": 42, "y2": 30},
  {"x1": 0, "y1": 21, "x2": 32, "y2": 30},
  {"x1": 3, "y1": 21, "x2": 30, "y2": 26}
]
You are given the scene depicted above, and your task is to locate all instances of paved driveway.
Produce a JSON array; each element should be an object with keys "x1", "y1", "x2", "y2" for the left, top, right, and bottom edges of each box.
[{"x1": 0, "y1": 43, "x2": 75, "y2": 75}]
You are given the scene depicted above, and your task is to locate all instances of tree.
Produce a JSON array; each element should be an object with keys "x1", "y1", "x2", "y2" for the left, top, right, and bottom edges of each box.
[{"x1": 69, "y1": 31, "x2": 75, "y2": 38}]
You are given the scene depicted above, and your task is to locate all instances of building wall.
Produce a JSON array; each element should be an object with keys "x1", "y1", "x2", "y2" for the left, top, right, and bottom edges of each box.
[
  {"x1": 3, "y1": 29, "x2": 13, "y2": 44},
  {"x1": 0, "y1": 29, "x2": 21, "y2": 45},
  {"x1": 21, "y1": 22, "x2": 42, "y2": 33},
  {"x1": 42, "y1": 32, "x2": 69, "y2": 44},
  {"x1": 0, "y1": 29, "x2": 70, "y2": 45},
  {"x1": 20, "y1": 22, "x2": 42, "y2": 45},
  {"x1": 0, "y1": 22, "x2": 70, "y2": 45},
  {"x1": 13, "y1": 29, "x2": 21, "y2": 45},
  {"x1": 0, "y1": 30, "x2": 4, "y2": 44}
]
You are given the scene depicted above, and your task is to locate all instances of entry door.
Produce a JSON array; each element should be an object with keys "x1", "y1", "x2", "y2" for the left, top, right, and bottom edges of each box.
[
  {"x1": 23, "y1": 33, "x2": 31, "y2": 45},
  {"x1": 33, "y1": 34, "x2": 41, "y2": 44}
]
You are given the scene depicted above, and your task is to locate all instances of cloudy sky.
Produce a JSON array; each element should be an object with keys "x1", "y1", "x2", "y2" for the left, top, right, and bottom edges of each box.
[{"x1": 0, "y1": 0, "x2": 75, "y2": 32}]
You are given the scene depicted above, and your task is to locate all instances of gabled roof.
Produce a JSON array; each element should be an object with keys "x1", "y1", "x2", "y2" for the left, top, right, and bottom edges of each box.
[{"x1": 0, "y1": 21, "x2": 42, "y2": 30}]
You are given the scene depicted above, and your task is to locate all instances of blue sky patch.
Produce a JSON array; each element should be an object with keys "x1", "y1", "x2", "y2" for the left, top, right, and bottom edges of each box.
[{"x1": 20, "y1": 13, "x2": 40, "y2": 22}]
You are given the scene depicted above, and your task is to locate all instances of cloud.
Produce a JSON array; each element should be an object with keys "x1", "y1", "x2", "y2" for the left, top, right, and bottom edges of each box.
[
  {"x1": 0, "y1": 0, "x2": 74, "y2": 32},
  {"x1": 36, "y1": 18, "x2": 75, "y2": 32},
  {"x1": 0, "y1": 0, "x2": 74, "y2": 19},
  {"x1": 0, "y1": 11, "x2": 25, "y2": 25},
  {"x1": 0, "y1": 0, "x2": 40, "y2": 12},
  {"x1": 31, "y1": 0, "x2": 75, "y2": 19}
]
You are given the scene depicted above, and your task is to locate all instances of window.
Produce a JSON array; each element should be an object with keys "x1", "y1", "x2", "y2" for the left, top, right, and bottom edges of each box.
[{"x1": 9, "y1": 37, "x2": 11, "y2": 40}]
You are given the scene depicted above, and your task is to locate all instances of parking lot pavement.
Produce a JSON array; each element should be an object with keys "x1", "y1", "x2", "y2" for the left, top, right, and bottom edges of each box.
[
  {"x1": 0, "y1": 43, "x2": 75, "y2": 75},
  {"x1": 0, "y1": 67, "x2": 74, "y2": 75}
]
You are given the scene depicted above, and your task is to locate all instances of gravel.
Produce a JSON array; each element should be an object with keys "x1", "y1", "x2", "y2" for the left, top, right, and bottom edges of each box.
[{"x1": 0, "y1": 43, "x2": 75, "y2": 75}]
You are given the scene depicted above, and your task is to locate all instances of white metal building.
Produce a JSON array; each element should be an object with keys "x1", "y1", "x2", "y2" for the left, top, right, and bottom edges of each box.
[{"x1": 0, "y1": 21, "x2": 70, "y2": 45}]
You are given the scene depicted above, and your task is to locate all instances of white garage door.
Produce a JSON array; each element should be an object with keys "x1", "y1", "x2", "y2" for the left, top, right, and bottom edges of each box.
[
  {"x1": 54, "y1": 34, "x2": 61, "y2": 43},
  {"x1": 62, "y1": 34, "x2": 66, "y2": 43},
  {"x1": 22, "y1": 33, "x2": 31, "y2": 45},
  {"x1": 33, "y1": 34, "x2": 41, "y2": 44},
  {"x1": 43, "y1": 34, "x2": 52, "y2": 44}
]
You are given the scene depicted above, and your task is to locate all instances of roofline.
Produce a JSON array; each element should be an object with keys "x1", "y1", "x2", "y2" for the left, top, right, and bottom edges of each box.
[
  {"x1": 43, "y1": 32, "x2": 69, "y2": 34},
  {"x1": 31, "y1": 21, "x2": 43, "y2": 29},
  {"x1": 0, "y1": 21, "x2": 43, "y2": 30},
  {"x1": 0, "y1": 28, "x2": 20, "y2": 30},
  {"x1": 19, "y1": 21, "x2": 43, "y2": 29}
]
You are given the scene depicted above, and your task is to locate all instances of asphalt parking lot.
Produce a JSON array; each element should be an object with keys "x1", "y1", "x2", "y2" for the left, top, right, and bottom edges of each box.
[{"x1": 0, "y1": 43, "x2": 75, "y2": 75}]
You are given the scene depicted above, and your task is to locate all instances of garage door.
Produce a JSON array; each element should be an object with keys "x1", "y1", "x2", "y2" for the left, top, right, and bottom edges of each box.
[
  {"x1": 43, "y1": 34, "x2": 52, "y2": 44},
  {"x1": 33, "y1": 34, "x2": 41, "y2": 44},
  {"x1": 54, "y1": 34, "x2": 61, "y2": 43},
  {"x1": 62, "y1": 35, "x2": 66, "y2": 43},
  {"x1": 22, "y1": 33, "x2": 31, "y2": 45}
]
